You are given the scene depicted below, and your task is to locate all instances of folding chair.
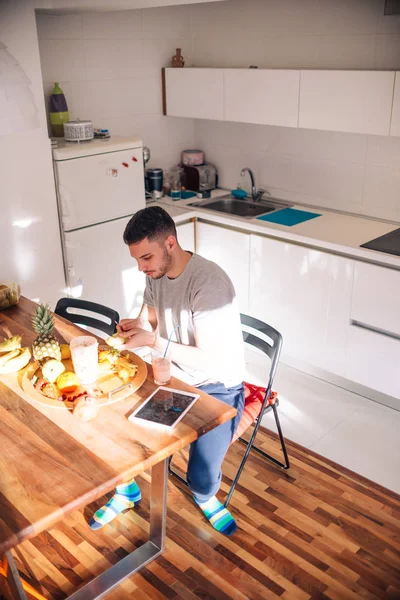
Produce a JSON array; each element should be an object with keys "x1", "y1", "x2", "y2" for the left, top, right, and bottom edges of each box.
[
  {"x1": 168, "y1": 313, "x2": 290, "y2": 507},
  {"x1": 54, "y1": 298, "x2": 119, "y2": 337}
]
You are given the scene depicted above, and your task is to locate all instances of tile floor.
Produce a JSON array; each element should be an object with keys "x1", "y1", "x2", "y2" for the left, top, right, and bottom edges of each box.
[{"x1": 246, "y1": 348, "x2": 400, "y2": 495}]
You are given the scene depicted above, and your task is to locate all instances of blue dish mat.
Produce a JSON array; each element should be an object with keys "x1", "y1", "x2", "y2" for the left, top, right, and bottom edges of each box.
[
  {"x1": 168, "y1": 190, "x2": 197, "y2": 200},
  {"x1": 257, "y1": 207, "x2": 321, "y2": 226}
]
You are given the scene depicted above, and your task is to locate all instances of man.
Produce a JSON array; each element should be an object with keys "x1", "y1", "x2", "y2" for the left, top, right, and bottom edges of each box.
[{"x1": 90, "y1": 206, "x2": 245, "y2": 536}]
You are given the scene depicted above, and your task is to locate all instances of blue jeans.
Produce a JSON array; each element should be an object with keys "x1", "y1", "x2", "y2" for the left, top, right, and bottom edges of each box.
[{"x1": 186, "y1": 382, "x2": 245, "y2": 504}]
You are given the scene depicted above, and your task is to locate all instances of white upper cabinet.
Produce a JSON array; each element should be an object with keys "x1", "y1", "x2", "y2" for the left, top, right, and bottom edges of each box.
[
  {"x1": 390, "y1": 72, "x2": 400, "y2": 137},
  {"x1": 164, "y1": 68, "x2": 224, "y2": 120},
  {"x1": 164, "y1": 67, "x2": 397, "y2": 137},
  {"x1": 299, "y1": 70, "x2": 395, "y2": 136},
  {"x1": 223, "y1": 69, "x2": 300, "y2": 128}
]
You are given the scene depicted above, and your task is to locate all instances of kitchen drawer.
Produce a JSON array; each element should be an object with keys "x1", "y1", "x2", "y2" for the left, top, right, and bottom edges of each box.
[
  {"x1": 346, "y1": 324, "x2": 400, "y2": 399},
  {"x1": 351, "y1": 262, "x2": 400, "y2": 338}
]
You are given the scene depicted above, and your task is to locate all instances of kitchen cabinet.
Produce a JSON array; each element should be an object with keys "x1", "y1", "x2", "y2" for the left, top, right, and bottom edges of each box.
[
  {"x1": 195, "y1": 221, "x2": 250, "y2": 313},
  {"x1": 351, "y1": 262, "x2": 400, "y2": 338},
  {"x1": 163, "y1": 67, "x2": 397, "y2": 137},
  {"x1": 346, "y1": 325, "x2": 400, "y2": 399},
  {"x1": 223, "y1": 69, "x2": 300, "y2": 128},
  {"x1": 249, "y1": 234, "x2": 354, "y2": 377},
  {"x1": 164, "y1": 68, "x2": 223, "y2": 120},
  {"x1": 347, "y1": 261, "x2": 400, "y2": 399},
  {"x1": 192, "y1": 217, "x2": 399, "y2": 400},
  {"x1": 176, "y1": 220, "x2": 195, "y2": 254},
  {"x1": 390, "y1": 72, "x2": 400, "y2": 137},
  {"x1": 299, "y1": 70, "x2": 395, "y2": 136}
]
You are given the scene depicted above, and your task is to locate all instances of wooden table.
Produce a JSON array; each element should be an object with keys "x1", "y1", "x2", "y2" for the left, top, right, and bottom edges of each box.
[{"x1": 0, "y1": 297, "x2": 237, "y2": 600}]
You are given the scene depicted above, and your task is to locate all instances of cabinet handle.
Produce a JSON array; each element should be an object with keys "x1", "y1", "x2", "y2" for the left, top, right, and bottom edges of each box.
[{"x1": 350, "y1": 319, "x2": 400, "y2": 342}]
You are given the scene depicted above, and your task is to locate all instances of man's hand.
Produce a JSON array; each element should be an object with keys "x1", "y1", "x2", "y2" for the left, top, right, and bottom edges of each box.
[
  {"x1": 117, "y1": 323, "x2": 157, "y2": 350},
  {"x1": 117, "y1": 317, "x2": 153, "y2": 336}
]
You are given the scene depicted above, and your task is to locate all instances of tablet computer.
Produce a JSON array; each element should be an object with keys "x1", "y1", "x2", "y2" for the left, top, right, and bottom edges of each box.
[{"x1": 128, "y1": 386, "x2": 200, "y2": 430}]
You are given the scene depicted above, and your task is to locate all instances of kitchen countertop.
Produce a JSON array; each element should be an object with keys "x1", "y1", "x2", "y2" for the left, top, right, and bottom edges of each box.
[{"x1": 148, "y1": 189, "x2": 400, "y2": 270}]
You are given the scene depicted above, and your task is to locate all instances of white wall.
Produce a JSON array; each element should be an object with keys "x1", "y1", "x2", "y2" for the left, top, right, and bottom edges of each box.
[
  {"x1": 36, "y1": 6, "x2": 195, "y2": 172},
  {"x1": 191, "y1": 0, "x2": 400, "y2": 222},
  {"x1": 36, "y1": 0, "x2": 400, "y2": 222},
  {"x1": 0, "y1": 0, "x2": 65, "y2": 308}
]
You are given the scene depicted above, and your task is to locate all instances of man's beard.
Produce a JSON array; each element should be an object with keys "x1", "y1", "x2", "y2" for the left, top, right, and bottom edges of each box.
[{"x1": 153, "y1": 248, "x2": 172, "y2": 279}]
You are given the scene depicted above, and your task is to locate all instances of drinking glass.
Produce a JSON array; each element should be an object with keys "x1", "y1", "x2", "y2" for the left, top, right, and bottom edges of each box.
[
  {"x1": 151, "y1": 349, "x2": 171, "y2": 385},
  {"x1": 168, "y1": 167, "x2": 182, "y2": 200},
  {"x1": 70, "y1": 336, "x2": 99, "y2": 385}
]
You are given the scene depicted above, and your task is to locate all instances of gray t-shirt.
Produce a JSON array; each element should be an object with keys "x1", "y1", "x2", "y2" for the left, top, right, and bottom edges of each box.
[{"x1": 143, "y1": 253, "x2": 245, "y2": 387}]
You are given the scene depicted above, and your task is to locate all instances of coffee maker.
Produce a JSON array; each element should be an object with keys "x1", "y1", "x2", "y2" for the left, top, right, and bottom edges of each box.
[{"x1": 182, "y1": 164, "x2": 217, "y2": 193}]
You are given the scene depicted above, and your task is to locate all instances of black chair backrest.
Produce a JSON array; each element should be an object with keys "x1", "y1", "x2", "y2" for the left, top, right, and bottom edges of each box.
[
  {"x1": 54, "y1": 298, "x2": 119, "y2": 336},
  {"x1": 240, "y1": 313, "x2": 283, "y2": 409}
]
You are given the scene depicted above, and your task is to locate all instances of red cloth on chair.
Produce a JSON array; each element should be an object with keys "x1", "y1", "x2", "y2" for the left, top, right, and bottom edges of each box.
[{"x1": 231, "y1": 382, "x2": 278, "y2": 444}]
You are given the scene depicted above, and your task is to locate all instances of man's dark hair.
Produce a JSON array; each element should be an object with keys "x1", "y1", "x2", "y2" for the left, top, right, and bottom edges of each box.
[{"x1": 123, "y1": 206, "x2": 177, "y2": 245}]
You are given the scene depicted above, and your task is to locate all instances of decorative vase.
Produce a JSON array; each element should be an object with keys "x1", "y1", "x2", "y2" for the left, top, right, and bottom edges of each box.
[
  {"x1": 171, "y1": 48, "x2": 185, "y2": 68},
  {"x1": 49, "y1": 82, "x2": 69, "y2": 137}
]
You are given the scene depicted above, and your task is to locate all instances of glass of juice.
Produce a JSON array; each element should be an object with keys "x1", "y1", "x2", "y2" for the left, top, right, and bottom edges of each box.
[
  {"x1": 70, "y1": 336, "x2": 99, "y2": 385},
  {"x1": 152, "y1": 349, "x2": 171, "y2": 385}
]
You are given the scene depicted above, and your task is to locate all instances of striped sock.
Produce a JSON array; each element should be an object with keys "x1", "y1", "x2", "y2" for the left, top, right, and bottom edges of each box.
[
  {"x1": 89, "y1": 478, "x2": 141, "y2": 530},
  {"x1": 194, "y1": 495, "x2": 237, "y2": 536}
]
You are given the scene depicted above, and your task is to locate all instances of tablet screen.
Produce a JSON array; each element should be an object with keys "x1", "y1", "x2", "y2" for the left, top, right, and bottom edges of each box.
[{"x1": 129, "y1": 387, "x2": 199, "y2": 429}]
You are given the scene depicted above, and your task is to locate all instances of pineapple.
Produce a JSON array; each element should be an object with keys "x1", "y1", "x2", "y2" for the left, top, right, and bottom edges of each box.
[{"x1": 31, "y1": 304, "x2": 61, "y2": 362}]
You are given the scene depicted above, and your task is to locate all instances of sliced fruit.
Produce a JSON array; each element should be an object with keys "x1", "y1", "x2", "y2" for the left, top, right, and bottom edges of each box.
[
  {"x1": 106, "y1": 350, "x2": 120, "y2": 364},
  {"x1": 117, "y1": 367, "x2": 130, "y2": 383},
  {"x1": 35, "y1": 377, "x2": 58, "y2": 399},
  {"x1": 0, "y1": 335, "x2": 22, "y2": 353},
  {"x1": 42, "y1": 358, "x2": 65, "y2": 383},
  {"x1": 56, "y1": 371, "x2": 79, "y2": 393},
  {"x1": 98, "y1": 350, "x2": 111, "y2": 362},
  {"x1": 99, "y1": 348, "x2": 119, "y2": 364},
  {"x1": 98, "y1": 360, "x2": 114, "y2": 375},
  {"x1": 115, "y1": 357, "x2": 138, "y2": 378},
  {"x1": 105, "y1": 333, "x2": 125, "y2": 349},
  {"x1": 60, "y1": 344, "x2": 71, "y2": 360}
]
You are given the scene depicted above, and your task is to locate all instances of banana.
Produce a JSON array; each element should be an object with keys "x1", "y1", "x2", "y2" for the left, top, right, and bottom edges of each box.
[
  {"x1": 0, "y1": 348, "x2": 21, "y2": 366},
  {"x1": 0, "y1": 347, "x2": 31, "y2": 375},
  {"x1": 0, "y1": 335, "x2": 22, "y2": 353}
]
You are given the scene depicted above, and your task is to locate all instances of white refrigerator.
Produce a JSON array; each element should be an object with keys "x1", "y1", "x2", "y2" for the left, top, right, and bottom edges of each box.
[{"x1": 52, "y1": 136, "x2": 146, "y2": 320}]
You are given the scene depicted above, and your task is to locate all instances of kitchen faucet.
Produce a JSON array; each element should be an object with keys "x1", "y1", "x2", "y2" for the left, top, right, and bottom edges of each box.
[{"x1": 240, "y1": 167, "x2": 269, "y2": 201}]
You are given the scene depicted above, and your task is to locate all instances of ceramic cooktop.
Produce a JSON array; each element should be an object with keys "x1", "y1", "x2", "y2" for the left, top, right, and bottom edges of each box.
[{"x1": 360, "y1": 227, "x2": 400, "y2": 257}]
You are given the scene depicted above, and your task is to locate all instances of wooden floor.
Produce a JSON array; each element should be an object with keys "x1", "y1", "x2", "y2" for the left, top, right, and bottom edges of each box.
[{"x1": 7, "y1": 427, "x2": 400, "y2": 600}]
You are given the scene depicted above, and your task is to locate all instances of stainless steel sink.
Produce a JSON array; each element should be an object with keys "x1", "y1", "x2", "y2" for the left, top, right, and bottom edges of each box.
[{"x1": 188, "y1": 194, "x2": 292, "y2": 219}]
